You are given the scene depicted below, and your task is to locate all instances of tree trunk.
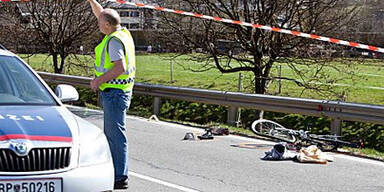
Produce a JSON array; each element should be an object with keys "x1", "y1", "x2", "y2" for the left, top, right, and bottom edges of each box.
[
  {"x1": 52, "y1": 53, "x2": 60, "y2": 74},
  {"x1": 53, "y1": 53, "x2": 66, "y2": 74},
  {"x1": 253, "y1": 71, "x2": 266, "y2": 120},
  {"x1": 59, "y1": 53, "x2": 66, "y2": 74}
]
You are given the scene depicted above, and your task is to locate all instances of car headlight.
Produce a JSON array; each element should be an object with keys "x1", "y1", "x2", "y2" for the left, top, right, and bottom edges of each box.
[{"x1": 79, "y1": 133, "x2": 111, "y2": 167}]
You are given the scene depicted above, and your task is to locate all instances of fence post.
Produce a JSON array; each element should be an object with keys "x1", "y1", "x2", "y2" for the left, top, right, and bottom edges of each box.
[
  {"x1": 153, "y1": 97, "x2": 161, "y2": 116},
  {"x1": 278, "y1": 65, "x2": 282, "y2": 94},
  {"x1": 170, "y1": 60, "x2": 174, "y2": 83}
]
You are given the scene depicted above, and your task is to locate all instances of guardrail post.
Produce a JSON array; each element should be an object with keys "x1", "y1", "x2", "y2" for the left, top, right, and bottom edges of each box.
[
  {"x1": 226, "y1": 73, "x2": 242, "y2": 126},
  {"x1": 227, "y1": 106, "x2": 238, "y2": 126},
  {"x1": 330, "y1": 96, "x2": 345, "y2": 136},
  {"x1": 153, "y1": 97, "x2": 161, "y2": 116},
  {"x1": 331, "y1": 119, "x2": 342, "y2": 136}
]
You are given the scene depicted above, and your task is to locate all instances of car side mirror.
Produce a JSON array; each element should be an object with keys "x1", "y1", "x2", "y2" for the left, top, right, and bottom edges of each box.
[{"x1": 55, "y1": 84, "x2": 79, "y2": 102}]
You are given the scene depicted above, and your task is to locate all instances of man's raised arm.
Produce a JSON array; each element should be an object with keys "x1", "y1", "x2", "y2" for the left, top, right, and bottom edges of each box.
[{"x1": 87, "y1": 0, "x2": 103, "y2": 19}]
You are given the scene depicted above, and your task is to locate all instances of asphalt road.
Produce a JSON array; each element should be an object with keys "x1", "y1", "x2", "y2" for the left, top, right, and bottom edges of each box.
[{"x1": 68, "y1": 105, "x2": 384, "y2": 192}]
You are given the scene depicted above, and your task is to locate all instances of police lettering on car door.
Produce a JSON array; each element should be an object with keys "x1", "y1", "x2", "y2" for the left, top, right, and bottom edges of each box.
[{"x1": 0, "y1": 114, "x2": 44, "y2": 121}]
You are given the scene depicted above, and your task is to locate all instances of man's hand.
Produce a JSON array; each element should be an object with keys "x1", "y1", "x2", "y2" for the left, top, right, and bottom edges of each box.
[
  {"x1": 86, "y1": 0, "x2": 103, "y2": 19},
  {"x1": 90, "y1": 78, "x2": 102, "y2": 92},
  {"x1": 90, "y1": 60, "x2": 126, "y2": 92}
]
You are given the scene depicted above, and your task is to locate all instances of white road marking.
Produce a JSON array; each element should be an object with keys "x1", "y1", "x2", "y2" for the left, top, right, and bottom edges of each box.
[{"x1": 129, "y1": 171, "x2": 201, "y2": 192}]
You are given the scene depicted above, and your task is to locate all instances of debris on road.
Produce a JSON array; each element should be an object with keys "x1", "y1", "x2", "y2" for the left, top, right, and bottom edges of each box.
[
  {"x1": 183, "y1": 132, "x2": 196, "y2": 140},
  {"x1": 198, "y1": 129, "x2": 214, "y2": 140},
  {"x1": 261, "y1": 143, "x2": 297, "y2": 161},
  {"x1": 148, "y1": 115, "x2": 159, "y2": 121},
  {"x1": 211, "y1": 127, "x2": 229, "y2": 136},
  {"x1": 297, "y1": 145, "x2": 334, "y2": 164}
]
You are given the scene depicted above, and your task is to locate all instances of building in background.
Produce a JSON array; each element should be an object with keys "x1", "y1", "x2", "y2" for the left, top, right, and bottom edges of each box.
[{"x1": 106, "y1": 0, "x2": 158, "y2": 51}]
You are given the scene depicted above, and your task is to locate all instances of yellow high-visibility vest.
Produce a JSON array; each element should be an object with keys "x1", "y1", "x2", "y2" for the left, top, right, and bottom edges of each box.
[{"x1": 94, "y1": 28, "x2": 135, "y2": 92}]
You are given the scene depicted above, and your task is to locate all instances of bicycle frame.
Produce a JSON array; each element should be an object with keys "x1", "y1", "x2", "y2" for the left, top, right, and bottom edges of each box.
[{"x1": 251, "y1": 119, "x2": 360, "y2": 151}]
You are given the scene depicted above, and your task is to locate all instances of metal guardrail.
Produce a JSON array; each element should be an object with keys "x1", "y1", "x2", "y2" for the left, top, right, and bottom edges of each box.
[{"x1": 38, "y1": 71, "x2": 384, "y2": 125}]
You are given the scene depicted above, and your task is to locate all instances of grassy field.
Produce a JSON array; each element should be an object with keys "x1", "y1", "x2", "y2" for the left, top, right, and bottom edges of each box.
[{"x1": 19, "y1": 53, "x2": 384, "y2": 105}]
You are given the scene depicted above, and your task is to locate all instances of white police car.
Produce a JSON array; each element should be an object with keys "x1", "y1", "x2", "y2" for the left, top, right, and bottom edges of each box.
[{"x1": 0, "y1": 46, "x2": 114, "y2": 191}]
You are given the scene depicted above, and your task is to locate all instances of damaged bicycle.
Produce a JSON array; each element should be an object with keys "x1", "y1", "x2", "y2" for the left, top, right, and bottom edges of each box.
[{"x1": 251, "y1": 119, "x2": 362, "y2": 151}]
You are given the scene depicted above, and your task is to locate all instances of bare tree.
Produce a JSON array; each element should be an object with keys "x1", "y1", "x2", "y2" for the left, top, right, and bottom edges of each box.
[
  {"x1": 0, "y1": 0, "x2": 99, "y2": 74},
  {"x1": 151, "y1": 0, "x2": 360, "y2": 98}
]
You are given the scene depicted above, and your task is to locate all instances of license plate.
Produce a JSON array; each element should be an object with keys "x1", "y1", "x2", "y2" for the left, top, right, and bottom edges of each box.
[{"x1": 0, "y1": 178, "x2": 62, "y2": 192}]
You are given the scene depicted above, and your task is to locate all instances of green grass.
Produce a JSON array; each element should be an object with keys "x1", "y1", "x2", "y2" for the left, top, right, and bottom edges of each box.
[
  {"x1": 136, "y1": 54, "x2": 384, "y2": 104},
  {"x1": 136, "y1": 54, "x2": 242, "y2": 91},
  {"x1": 19, "y1": 54, "x2": 94, "y2": 76},
  {"x1": 342, "y1": 147, "x2": 384, "y2": 161}
]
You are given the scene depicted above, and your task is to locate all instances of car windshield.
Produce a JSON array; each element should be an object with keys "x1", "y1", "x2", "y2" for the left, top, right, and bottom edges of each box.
[{"x1": 0, "y1": 55, "x2": 56, "y2": 105}]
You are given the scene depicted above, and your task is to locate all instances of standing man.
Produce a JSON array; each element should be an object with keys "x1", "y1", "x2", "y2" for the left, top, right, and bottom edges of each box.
[{"x1": 87, "y1": 0, "x2": 135, "y2": 189}]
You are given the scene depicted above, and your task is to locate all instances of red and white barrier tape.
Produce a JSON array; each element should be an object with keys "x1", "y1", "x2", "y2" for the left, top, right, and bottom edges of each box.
[
  {"x1": 2, "y1": 0, "x2": 382, "y2": 53},
  {"x1": 108, "y1": 0, "x2": 384, "y2": 54},
  {"x1": 0, "y1": 0, "x2": 30, "y2": 2}
]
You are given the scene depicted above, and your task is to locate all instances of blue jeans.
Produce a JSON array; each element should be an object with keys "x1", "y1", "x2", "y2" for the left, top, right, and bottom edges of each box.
[{"x1": 100, "y1": 88, "x2": 131, "y2": 182}]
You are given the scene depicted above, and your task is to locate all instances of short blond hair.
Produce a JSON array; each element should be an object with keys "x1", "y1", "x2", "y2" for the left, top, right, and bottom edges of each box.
[{"x1": 101, "y1": 8, "x2": 121, "y2": 26}]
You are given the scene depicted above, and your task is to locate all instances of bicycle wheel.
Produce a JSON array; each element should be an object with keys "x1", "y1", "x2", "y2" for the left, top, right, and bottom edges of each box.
[
  {"x1": 251, "y1": 119, "x2": 296, "y2": 143},
  {"x1": 309, "y1": 134, "x2": 360, "y2": 149}
]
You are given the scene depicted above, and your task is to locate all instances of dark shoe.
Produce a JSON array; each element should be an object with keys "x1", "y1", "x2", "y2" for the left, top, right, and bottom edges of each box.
[
  {"x1": 114, "y1": 179, "x2": 129, "y2": 190},
  {"x1": 198, "y1": 129, "x2": 214, "y2": 140}
]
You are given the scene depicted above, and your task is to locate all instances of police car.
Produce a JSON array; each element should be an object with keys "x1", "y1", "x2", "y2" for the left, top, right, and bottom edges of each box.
[{"x1": 0, "y1": 45, "x2": 114, "y2": 191}]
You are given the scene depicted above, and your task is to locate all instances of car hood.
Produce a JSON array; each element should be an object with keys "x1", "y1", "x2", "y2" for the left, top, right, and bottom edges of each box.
[{"x1": 0, "y1": 106, "x2": 74, "y2": 143}]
